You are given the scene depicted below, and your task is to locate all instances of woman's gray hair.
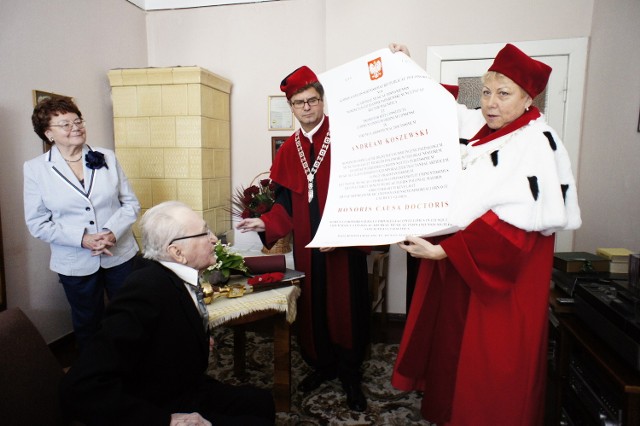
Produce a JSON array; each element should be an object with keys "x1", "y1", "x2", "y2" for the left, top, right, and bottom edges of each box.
[{"x1": 140, "y1": 200, "x2": 191, "y2": 261}]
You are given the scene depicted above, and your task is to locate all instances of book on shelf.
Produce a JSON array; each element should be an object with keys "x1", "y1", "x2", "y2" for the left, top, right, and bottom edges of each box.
[
  {"x1": 609, "y1": 261, "x2": 629, "y2": 274},
  {"x1": 553, "y1": 251, "x2": 610, "y2": 273},
  {"x1": 596, "y1": 247, "x2": 633, "y2": 262}
]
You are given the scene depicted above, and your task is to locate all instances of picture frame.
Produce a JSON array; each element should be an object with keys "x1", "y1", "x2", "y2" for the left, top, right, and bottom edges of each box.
[
  {"x1": 271, "y1": 136, "x2": 287, "y2": 161},
  {"x1": 268, "y1": 95, "x2": 294, "y2": 131},
  {"x1": 32, "y1": 89, "x2": 72, "y2": 107},
  {"x1": 32, "y1": 90, "x2": 74, "y2": 153}
]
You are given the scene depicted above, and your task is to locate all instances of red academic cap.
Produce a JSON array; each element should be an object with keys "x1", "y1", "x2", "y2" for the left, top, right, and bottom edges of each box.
[
  {"x1": 488, "y1": 43, "x2": 552, "y2": 98},
  {"x1": 280, "y1": 66, "x2": 319, "y2": 99}
]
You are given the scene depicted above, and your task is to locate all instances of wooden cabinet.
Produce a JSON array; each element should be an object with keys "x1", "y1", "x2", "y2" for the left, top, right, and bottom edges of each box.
[{"x1": 548, "y1": 288, "x2": 640, "y2": 425}]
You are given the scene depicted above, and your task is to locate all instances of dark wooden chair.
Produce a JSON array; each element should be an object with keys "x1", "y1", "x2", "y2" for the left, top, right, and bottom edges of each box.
[{"x1": 0, "y1": 307, "x2": 68, "y2": 425}]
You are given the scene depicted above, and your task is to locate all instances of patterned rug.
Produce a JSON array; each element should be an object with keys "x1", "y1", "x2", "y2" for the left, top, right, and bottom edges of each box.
[{"x1": 207, "y1": 327, "x2": 431, "y2": 425}]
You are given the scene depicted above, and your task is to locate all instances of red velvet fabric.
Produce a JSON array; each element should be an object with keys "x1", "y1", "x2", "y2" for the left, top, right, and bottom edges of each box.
[
  {"x1": 488, "y1": 44, "x2": 552, "y2": 98},
  {"x1": 260, "y1": 117, "x2": 369, "y2": 361},
  {"x1": 279, "y1": 66, "x2": 319, "y2": 99},
  {"x1": 393, "y1": 210, "x2": 553, "y2": 425}
]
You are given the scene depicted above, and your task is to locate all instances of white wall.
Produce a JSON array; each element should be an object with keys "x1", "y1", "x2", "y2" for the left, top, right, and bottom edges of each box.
[
  {"x1": 574, "y1": 0, "x2": 640, "y2": 252},
  {"x1": 0, "y1": 0, "x2": 147, "y2": 342}
]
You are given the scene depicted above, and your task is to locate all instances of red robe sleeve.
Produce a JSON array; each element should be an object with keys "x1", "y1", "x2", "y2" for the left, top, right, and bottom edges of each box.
[{"x1": 441, "y1": 210, "x2": 538, "y2": 303}]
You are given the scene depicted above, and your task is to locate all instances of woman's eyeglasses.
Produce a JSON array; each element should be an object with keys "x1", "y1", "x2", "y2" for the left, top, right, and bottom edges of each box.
[{"x1": 49, "y1": 119, "x2": 86, "y2": 132}]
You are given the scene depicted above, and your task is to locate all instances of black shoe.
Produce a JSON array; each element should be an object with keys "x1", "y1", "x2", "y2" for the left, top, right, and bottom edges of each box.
[
  {"x1": 343, "y1": 382, "x2": 367, "y2": 412},
  {"x1": 298, "y1": 370, "x2": 330, "y2": 393}
]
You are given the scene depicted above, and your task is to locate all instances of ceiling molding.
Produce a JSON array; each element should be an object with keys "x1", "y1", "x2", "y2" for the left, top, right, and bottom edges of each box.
[{"x1": 127, "y1": 0, "x2": 280, "y2": 11}]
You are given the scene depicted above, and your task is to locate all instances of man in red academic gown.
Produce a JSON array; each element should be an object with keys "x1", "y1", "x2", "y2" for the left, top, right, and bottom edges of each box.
[{"x1": 237, "y1": 66, "x2": 371, "y2": 412}]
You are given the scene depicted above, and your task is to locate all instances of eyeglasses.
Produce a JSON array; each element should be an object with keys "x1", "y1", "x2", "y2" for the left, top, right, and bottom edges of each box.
[
  {"x1": 290, "y1": 97, "x2": 321, "y2": 109},
  {"x1": 169, "y1": 229, "x2": 212, "y2": 245},
  {"x1": 49, "y1": 119, "x2": 86, "y2": 132}
]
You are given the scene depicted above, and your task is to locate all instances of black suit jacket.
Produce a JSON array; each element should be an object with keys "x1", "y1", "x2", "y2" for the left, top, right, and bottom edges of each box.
[{"x1": 61, "y1": 260, "x2": 210, "y2": 425}]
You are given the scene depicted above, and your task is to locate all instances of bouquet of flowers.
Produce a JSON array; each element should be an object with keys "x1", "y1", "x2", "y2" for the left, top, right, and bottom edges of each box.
[
  {"x1": 232, "y1": 175, "x2": 276, "y2": 219},
  {"x1": 202, "y1": 241, "x2": 249, "y2": 285}
]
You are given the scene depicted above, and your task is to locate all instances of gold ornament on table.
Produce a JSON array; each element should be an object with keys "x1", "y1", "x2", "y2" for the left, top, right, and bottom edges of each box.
[
  {"x1": 231, "y1": 172, "x2": 292, "y2": 254},
  {"x1": 200, "y1": 242, "x2": 252, "y2": 303},
  {"x1": 202, "y1": 241, "x2": 249, "y2": 286}
]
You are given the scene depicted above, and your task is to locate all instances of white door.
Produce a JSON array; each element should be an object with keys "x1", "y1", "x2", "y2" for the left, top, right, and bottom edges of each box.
[{"x1": 426, "y1": 39, "x2": 588, "y2": 251}]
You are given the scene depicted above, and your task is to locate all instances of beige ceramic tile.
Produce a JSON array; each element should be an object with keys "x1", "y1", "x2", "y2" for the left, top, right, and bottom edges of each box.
[
  {"x1": 214, "y1": 177, "x2": 231, "y2": 208},
  {"x1": 113, "y1": 118, "x2": 127, "y2": 147},
  {"x1": 201, "y1": 149, "x2": 215, "y2": 179},
  {"x1": 208, "y1": 178, "x2": 221, "y2": 207},
  {"x1": 176, "y1": 116, "x2": 202, "y2": 147},
  {"x1": 203, "y1": 209, "x2": 217, "y2": 235},
  {"x1": 211, "y1": 120, "x2": 230, "y2": 149},
  {"x1": 107, "y1": 70, "x2": 123, "y2": 87},
  {"x1": 147, "y1": 68, "x2": 174, "y2": 85},
  {"x1": 187, "y1": 84, "x2": 202, "y2": 116},
  {"x1": 129, "y1": 179, "x2": 153, "y2": 209},
  {"x1": 201, "y1": 70, "x2": 232, "y2": 94},
  {"x1": 140, "y1": 149, "x2": 165, "y2": 178},
  {"x1": 151, "y1": 179, "x2": 177, "y2": 205},
  {"x1": 126, "y1": 118, "x2": 151, "y2": 147},
  {"x1": 122, "y1": 69, "x2": 149, "y2": 86},
  {"x1": 150, "y1": 117, "x2": 176, "y2": 147},
  {"x1": 172, "y1": 67, "x2": 202, "y2": 84},
  {"x1": 137, "y1": 86, "x2": 162, "y2": 117},
  {"x1": 199, "y1": 85, "x2": 214, "y2": 118},
  {"x1": 211, "y1": 91, "x2": 230, "y2": 121},
  {"x1": 213, "y1": 149, "x2": 231, "y2": 178},
  {"x1": 177, "y1": 180, "x2": 205, "y2": 211},
  {"x1": 111, "y1": 86, "x2": 138, "y2": 118},
  {"x1": 114, "y1": 148, "x2": 141, "y2": 178},
  {"x1": 188, "y1": 149, "x2": 203, "y2": 179},
  {"x1": 161, "y1": 85, "x2": 188, "y2": 116},
  {"x1": 163, "y1": 148, "x2": 190, "y2": 179},
  {"x1": 214, "y1": 206, "x2": 232, "y2": 236}
]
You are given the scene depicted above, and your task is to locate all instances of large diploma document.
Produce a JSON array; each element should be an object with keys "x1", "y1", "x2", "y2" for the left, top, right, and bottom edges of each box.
[{"x1": 307, "y1": 48, "x2": 460, "y2": 247}]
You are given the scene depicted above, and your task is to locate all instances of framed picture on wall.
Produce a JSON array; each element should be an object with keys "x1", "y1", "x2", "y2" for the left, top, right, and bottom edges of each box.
[
  {"x1": 271, "y1": 136, "x2": 287, "y2": 161},
  {"x1": 268, "y1": 95, "x2": 294, "y2": 130},
  {"x1": 32, "y1": 90, "x2": 74, "y2": 153}
]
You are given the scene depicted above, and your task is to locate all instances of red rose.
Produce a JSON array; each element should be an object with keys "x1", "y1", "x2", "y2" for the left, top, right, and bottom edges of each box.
[{"x1": 260, "y1": 178, "x2": 271, "y2": 187}]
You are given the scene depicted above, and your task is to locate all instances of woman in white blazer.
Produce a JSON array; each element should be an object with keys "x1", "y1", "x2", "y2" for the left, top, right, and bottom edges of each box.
[{"x1": 24, "y1": 97, "x2": 140, "y2": 350}]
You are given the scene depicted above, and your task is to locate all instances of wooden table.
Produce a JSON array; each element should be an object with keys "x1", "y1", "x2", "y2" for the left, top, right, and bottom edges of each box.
[{"x1": 206, "y1": 272, "x2": 302, "y2": 412}]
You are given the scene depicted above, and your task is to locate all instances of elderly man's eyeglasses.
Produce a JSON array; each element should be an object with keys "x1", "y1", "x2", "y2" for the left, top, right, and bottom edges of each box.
[
  {"x1": 50, "y1": 119, "x2": 86, "y2": 132},
  {"x1": 169, "y1": 229, "x2": 212, "y2": 245},
  {"x1": 290, "y1": 97, "x2": 321, "y2": 109}
]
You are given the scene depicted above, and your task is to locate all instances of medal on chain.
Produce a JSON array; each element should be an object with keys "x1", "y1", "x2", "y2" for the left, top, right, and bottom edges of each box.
[{"x1": 295, "y1": 130, "x2": 330, "y2": 202}]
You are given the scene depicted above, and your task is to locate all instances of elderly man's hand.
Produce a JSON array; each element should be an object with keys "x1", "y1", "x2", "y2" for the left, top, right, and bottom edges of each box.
[{"x1": 170, "y1": 412, "x2": 211, "y2": 426}]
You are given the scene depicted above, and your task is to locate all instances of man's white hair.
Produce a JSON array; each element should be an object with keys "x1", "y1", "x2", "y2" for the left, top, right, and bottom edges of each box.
[{"x1": 140, "y1": 201, "x2": 192, "y2": 261}]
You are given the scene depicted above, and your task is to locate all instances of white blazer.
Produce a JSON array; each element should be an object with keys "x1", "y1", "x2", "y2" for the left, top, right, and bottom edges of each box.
[{"x1": 23, "y1": 145, "x2": 140, "y2": 276}]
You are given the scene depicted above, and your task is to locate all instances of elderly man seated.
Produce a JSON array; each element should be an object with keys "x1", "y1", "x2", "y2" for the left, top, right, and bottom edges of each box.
[{"x1": 61, "y1": 201, "x2": 275, "y2": 426}]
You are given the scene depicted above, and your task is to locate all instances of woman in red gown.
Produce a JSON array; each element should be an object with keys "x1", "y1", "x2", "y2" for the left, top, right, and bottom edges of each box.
[{"x1": 389, "y1": 43, "x2": 581, "y2": 425}]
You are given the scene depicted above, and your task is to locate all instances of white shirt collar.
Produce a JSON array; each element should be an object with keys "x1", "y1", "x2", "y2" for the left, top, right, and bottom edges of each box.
[
  {"x1": 159, "y1": 261, "x2": 199, "y2": 286},
  {"x1": 301, "y1": 115, "x2": 326, "y2": 141}
]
